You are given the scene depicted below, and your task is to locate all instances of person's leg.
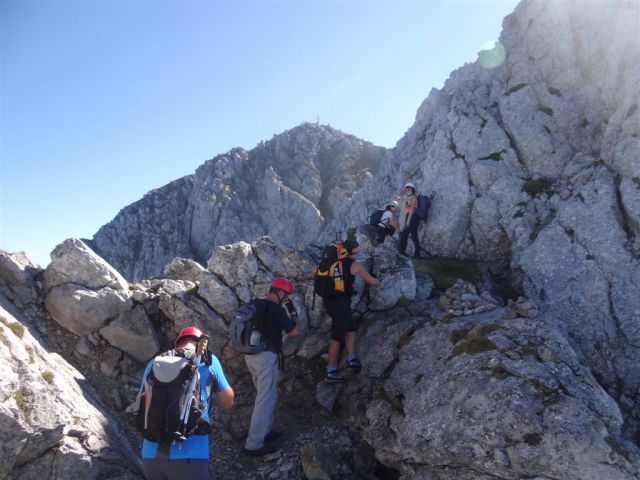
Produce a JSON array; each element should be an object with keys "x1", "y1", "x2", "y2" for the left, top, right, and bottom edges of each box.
[
  {"x1": 325, "y1": 298, "x2": 346, "y2": 382},
  {"x1": 376, "y1": 226, "x2": 385, "y2": 243},
  {"x1": 344, "y1": 331, "x2": 356, "y2": 356},
  {"x1": 398, "y1": 227, "x2": 409, "y2": 253},
  {"x1": 244, "y1": 351, "x2": 278, "y2": 450},
  {"x1": 327, "y1": 339, "x2": 341, "y2": 367},
  {"x1": 410, "y1": 217, "x2": 421, "y2": 257}
]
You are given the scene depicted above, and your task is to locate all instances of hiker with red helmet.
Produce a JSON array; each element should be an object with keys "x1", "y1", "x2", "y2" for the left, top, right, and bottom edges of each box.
[
  {"x1": 243, "y1": 277, "x2": 300, "y2": 456},
  {"x1": 137, "y1": 326, "x2": 234, "y2": 479}
]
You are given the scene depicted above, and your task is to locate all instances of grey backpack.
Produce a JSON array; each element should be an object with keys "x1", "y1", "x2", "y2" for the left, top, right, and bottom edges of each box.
[{"x1": 229, "y1": 299, "x2": 267, "y2": 354}]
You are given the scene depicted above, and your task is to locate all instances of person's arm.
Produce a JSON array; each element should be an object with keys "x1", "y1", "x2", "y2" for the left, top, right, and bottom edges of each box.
[
  {"x1": 209, "y1": 356, "x2": 234, "y2": 410},
  {"x1": 351, "y1": 262, "x2": 381, "y2": 287},
  {"x1": 215, "y1": 386, "x2": 235, "y2": 410}
]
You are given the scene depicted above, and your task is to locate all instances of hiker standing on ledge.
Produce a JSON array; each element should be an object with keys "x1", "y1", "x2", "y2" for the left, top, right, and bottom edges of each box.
[
  {"x1": 244, "y1": 277, "x2": 300, "y2": 457},
  {"x1": 324, "y1": 240, "x2": 381, "y2": 383},
  {"x1": 399, "y1": 181, "x2": 421, "y2": 258}
]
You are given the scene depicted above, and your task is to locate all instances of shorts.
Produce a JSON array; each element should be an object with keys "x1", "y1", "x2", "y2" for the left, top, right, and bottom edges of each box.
[
  {"x1": 143, "y1": 457, "x2": 209, "y2": 480},
  {"x1": 324, "y1": 295, "x2": 358, "y2": 342}
]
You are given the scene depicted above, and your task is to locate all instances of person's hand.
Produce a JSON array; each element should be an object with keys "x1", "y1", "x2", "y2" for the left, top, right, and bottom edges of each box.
[{"x1": 196, "y1": 335, "x2": 209, "y2": 357}]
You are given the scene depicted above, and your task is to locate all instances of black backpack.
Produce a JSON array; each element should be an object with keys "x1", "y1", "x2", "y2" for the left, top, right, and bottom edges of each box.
[
  {"x1": 313, "y1": 242, "x2": 351, "y2": 300},
  {"x1": 415, "y1": 195, "x2": 432, "y2": 221},
  {"x1": 228, "y1": 299, "x2": 268, "y2": 354},
  {"x1": 369, "y1": 209, "x2": 385, "y2": 226},
  {"x1": 136, "y1": 355, "x2": 210, "y2": 445}
]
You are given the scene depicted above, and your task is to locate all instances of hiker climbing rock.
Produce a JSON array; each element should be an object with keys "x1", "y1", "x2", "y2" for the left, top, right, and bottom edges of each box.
[
  {"x1": 370, "y1": 200, "x2": 399, "y2": 244},
  {"x1": 317, "y1": 240, "x2": 381, "y2": 383},
  {"x1": 243, "y1": 277, "x2": 300, "y2": 457},
  {"x1": 398, "y1": 182, "x2": 435, "y2": 258},
  {"x1": 136, "y1": 326, "x2": 234, "y2": 479}
]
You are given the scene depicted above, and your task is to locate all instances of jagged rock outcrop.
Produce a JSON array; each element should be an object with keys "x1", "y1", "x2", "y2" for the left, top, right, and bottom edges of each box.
[
  {"x1": 321, "y1": 0, "x2": 640, "y2": 432},
  {"x1": 339, "y1": 305, "x2": 640, "y2": 480},
  {"x1": 0, "y1": 295, "x2": 143, "y2": 479},
  {"x1": 90, "y1": 123, "x2": 386, "y2": 280}
]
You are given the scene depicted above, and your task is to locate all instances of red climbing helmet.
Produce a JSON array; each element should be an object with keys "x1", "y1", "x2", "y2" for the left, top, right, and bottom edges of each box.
[
  {"x1": 175, "y1": 326, "x2": 203, "y2": 348},
  {"x1": 271, "y1": 277, "x2": 294, "y2": 294}
]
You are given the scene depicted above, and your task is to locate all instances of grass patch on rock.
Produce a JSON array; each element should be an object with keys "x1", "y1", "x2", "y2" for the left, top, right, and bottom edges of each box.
[
  {"x1": 523, "y1": 433, "x2": 543, "y2": 446},
  {"x1": 449, "y1": 323, "x2": 502, "y2": 359},
  {"x1": 0, "y1": 317, "x2": 25, "y2": 339},
  {"x1": 492, "y1": 365, "x2": 510, "y2": 379},
  {"x1": 41, "y1": 371, "x2": 55, "y2": 384},
  {"x1": 412, "y1": 256, "x2": 481, "y2": 291},
  {"x1": 523, "y1": 178, "x2": 554, "y2": 196},
  {"x1": 394, "y1": 297, "x2": 411, "y2": 308}
]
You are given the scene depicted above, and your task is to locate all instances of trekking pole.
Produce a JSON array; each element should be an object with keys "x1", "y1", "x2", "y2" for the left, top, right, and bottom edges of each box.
[{"x1": 174, "y1": 353, "x2": 201, "y2": 443}]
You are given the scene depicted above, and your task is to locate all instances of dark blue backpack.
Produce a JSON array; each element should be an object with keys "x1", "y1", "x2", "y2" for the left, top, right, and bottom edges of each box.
[
  {"x1": 369, "y1": 209, "x2": 385, "y2": 226},
  {"x1": 415, "y1": 195, "x2": 432, "y2": 221}
]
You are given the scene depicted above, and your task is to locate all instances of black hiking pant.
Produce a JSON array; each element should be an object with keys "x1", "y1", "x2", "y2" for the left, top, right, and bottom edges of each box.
[
  {"x1": 376, "y1": 225, "x2": 395, "y2": 243},
  {"x1": 399, "y1": 215, "x2": 421, "y2": 256}
]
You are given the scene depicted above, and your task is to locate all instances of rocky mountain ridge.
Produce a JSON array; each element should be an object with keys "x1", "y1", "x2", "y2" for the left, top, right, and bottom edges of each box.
[{"x1": 89, "y1": 123, "x2": 386, "y2": 281}]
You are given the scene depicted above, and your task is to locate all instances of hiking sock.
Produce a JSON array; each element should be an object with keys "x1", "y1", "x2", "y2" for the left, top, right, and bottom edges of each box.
[
  {"x1": 326, "y1": 365, "x2": 338, "y2": 374},
  {"x1": 346, "y1": 353, "x2": 357, "y2": 363}
]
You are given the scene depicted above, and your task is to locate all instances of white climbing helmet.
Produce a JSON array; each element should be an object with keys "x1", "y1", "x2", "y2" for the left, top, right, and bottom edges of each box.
[
  {"x1": 404, "y1": 182, "x2": 416, "y2": 190},
  {"x1": 386, "y1": 200, "x2": 399, "y2": 209}
]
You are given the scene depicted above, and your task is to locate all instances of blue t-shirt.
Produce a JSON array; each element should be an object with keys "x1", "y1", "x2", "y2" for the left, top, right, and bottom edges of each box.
[{"x1": 139, "y1": 354, "x2": 229, "y2": 460}]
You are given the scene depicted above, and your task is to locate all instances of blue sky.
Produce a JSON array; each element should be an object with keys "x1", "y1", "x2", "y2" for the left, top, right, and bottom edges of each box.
[{"x1": 1, "y1": 0, "x2": 518, "y2": 266}]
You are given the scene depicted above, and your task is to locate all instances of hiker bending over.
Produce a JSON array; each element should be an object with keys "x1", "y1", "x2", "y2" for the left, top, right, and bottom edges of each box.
[
  {"x1": 398, "y1": 181, "x2": 421, "y2": 258},
  {"x1": 138, "y1": 326, "x2": 234, "y2": 480},
  {"x1": 324, "y1": 240, "x2": 381, "y2": 383},
  {"x1": 376, "y1": 200, "x2": 399, "y2": 243},
  {"x1": 244, "y1": 277, "x2": 300, "y2": 456}
]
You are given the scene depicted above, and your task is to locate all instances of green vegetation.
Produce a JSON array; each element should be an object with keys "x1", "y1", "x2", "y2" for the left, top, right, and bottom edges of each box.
[
  {"x1": 523, "y1": 177, "x2": 554, "y2": 196},
  {"x1": 449, "y1": 323, "x2": 502, "y2": 359},
  {"x1": 513, "y1": 210, "x2": 524, "y2": 218},
  {"x1": 523, "y1": 433, "x2": 542, "y2": 446},
  {"x1": 414, "y1": 374, "x2": 424, "y2": 385},
  {"x1": 451, "y1": 337, "x2": 497, "y2": 358},
  {"x1": 41, "y1": 371, "x2": 55, "y2": 384},
  {"x1": 520, "y1": 345, "x2": 538, "y2": 357},
  {"x1": 450, "y1": 328, "x2": 470, "y2": 345},
  {"x1": 0, "y1": 316, "x2": 25, "y2": 339},
  {"x1": 475, "y1": 323, "x2": 502, "y2": 337},
  {"x1": 14, "y1": 388, "x2": 27, "y2": 412},
  {"x1": 412, "y1": 256, "x2": 481, "y2": 291},
  {"x1": 491, "y1": 365, "x2": 510, "y2": 379},
  {"x1": 394, "y1": 297, "x2": 412, "y2": 308}
]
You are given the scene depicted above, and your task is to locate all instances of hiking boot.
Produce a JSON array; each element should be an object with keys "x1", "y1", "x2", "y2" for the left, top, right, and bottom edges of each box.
[
  {"x1": 264, "y1": 430, "x2": 284, "y2": 443},
  {"x1": 324, "y1": 370, "x2": 345, "y2": 383},
  {"x1": 244, "y1": 445, "x2": 280, "y2": 457},
  {"x1": 346, "y1": 357, "x2": 363, "y2": 371}
]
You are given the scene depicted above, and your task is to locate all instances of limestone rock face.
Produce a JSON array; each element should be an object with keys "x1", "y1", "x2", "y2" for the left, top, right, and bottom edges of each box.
[
  {"x1": 0, "y1": 250, "x2": 42, "y2": 306},
  {"x1": 91, "y1": 124, "x2": 385, "y2": 281},
  {"x1": 321, "y1": 0, "x2": 640, "y2": 429},
  {"x1": 0, "y1": 296, "x2": 142, "y2": 479},
  {"x1": 342, "y1": 308, "x2": 640, "y2": 480}
]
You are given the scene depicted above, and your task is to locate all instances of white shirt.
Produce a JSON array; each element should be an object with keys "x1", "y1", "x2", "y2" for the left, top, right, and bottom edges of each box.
[{"x1": 379, "y1": 210, "x2": 393, "y2": 228}]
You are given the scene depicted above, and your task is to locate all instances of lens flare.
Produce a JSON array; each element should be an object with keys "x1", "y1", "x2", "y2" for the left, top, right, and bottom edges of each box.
[{"x1": 478, "y1": 40, "x2": 506, "y2": 69}]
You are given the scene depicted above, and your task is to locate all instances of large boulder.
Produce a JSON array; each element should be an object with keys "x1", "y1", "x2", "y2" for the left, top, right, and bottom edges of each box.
[
  {"x1": 342, "y1": 308, "x2": 640, "y2": 479},
  {"x1": 100, "y1": 305, "x2": 160, "y2": 363},
  {"x1": 43, "y1": 238, "x2": 128, "y2": 293},
  {"x1": 44, "y1": 284, "x2": 130, "y2": 337},
  {"x1": 0, "y1": 250, "x2": 42, "y2": 305},
  {"x1": 0, "y1": 295, "x2": 142, "y2": 479}
]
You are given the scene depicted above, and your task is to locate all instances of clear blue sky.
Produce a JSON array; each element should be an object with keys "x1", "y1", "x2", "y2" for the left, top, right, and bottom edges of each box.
[{"x1": 1, "y1": 0, "x2": 518, "y2": 267}]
